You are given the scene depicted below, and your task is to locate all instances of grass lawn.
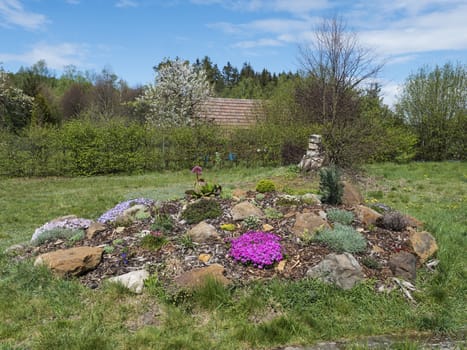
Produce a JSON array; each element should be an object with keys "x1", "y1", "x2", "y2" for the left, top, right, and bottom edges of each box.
[{"x1": 0, "y1": 163, "x2": 465, "y2": 349}]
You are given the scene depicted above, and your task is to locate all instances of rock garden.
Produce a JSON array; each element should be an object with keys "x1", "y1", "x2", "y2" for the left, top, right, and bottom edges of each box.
[{"x1": 8, "y1": 167, "x2": 439, "y2": 299}]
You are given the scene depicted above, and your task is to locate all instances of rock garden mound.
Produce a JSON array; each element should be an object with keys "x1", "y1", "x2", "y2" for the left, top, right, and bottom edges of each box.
[{"x1": 9, "y1": 187, "x2": 438, "y2": 294}]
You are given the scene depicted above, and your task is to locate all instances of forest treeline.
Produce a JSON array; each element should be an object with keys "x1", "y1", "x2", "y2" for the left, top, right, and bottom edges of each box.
[{"x1": 1, "y1": 51, "x2": 465, "y2": 177}]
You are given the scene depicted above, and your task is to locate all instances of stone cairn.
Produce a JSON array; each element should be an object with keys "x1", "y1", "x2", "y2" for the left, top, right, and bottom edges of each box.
[{"x1": 298, "y1": 134, "x2": 325, "y2": 171}]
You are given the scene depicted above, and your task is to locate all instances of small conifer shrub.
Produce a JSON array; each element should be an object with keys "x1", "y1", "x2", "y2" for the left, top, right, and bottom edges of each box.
[{"x1": 319, "y1": 166, "x2": 343, "y2": 205}]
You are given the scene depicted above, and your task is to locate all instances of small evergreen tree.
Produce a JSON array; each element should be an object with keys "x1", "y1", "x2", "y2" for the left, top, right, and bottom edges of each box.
[{"x1": 319, "y1": 165, "x2": 343, "y2": 205}]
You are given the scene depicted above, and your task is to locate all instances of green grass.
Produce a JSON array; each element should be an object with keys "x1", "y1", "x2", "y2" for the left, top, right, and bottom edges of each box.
[{"x1": 1, "y1": 162, "x2": 466, "y2": 349}]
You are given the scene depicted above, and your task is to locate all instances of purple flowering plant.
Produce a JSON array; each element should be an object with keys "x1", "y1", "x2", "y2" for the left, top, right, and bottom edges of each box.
[
  {"x1": 229, "y1": 231, "x2": 283, "y2": 269},
  {"x1": 97, "y1": 198, "x2": 155, "y2": 223}
]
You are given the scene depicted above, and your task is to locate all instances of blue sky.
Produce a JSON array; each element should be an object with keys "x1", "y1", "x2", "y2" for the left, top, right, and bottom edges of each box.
[{"x1": 0, "y1": 0, "x2": 466, "y2": 106}]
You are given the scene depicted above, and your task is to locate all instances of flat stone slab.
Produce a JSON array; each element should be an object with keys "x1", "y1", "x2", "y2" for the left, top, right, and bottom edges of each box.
[
  {"x1": 34, "y1": 246, "x2": 103, "y2": 277},
  {"x1": 174, "y1": 264, "x2": 231, "y2": 289}
]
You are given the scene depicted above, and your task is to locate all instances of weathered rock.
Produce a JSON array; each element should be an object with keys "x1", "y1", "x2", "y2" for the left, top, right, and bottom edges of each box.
[
  {"x1": 306, "y1": 253, "x2": 365, "y2": 289},
  {"x1": 262, "y1": 223, "x2": 274, "y2": 232},
  {"x1": 198, "y1": 253, "x2": 211, "y2": 263},
  {"x1": 4, "y1": 243, "x2": 27, "y2": 254},
  {"x1": 174, "y1": 264, "x2": 231, "y2": 288},
  {"x1": 409, "y1": 230, "x2": 438, "y2": 264},
  {"x1": 86, "y1": 222, "x2": 107, "y2": 240},
  {"x1": 342, "y1": 181, "x2": 364, "y2": 206},
  {"x1": 108, "y1": 269, "x2": 149, "y2": 294},
  {"x1": 187, "y1": 221, "x2": 220, "y2": 243},
  {"x1": 275, "y1": 260, "x2": 286, "y2": 272},
  {"x1": 123, "y1": 204, "x2": 150, "y2": 218},
  {"x1": 301, "y1": 193, "x2": 321, "y2": 205},
  {"x1": 231, "y1": 201, "x2": 264, "y2": 221},
  {"x1": 232, "y1": 189, "x2": 248, "y2": 200},
  {"x1": 34, "y1": 246, "x2": 103, "y2": 277},
  {"x1": 389, "y1": 251, "x2": 417, "y2": 281},
  {"x1": 356, "y1": 205, "x2": 382, "y2": 226},
  {"x1": 406, "y1": 215, "x2": 424, "y2": 230},
  {"x1": 292, "y1": 212, "x2": 330, "y2": 238}
]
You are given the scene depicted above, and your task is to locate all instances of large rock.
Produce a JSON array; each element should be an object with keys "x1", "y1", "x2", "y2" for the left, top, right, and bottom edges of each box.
[
  {"x1": 409, "y1": 230, "x2": 438, "y2": 264},
  {"x1": 34, "y1": 246, "x2": 103, "y2": 277},
  {"x1": 231, "y1": 201, "x2": 264, "y2": 221},
  {"x1": 389, "y1": 251, "x2": 417, "y2": 281},
  {"x1": 356, "y1": 205, "x2": 382, "y2": 226},
  {"x1": 306, "y1": 253, "x2": 365, "y2": 290},
  {"x1": 187, "y1": 221, "x2": 220, "y2": 243},
  {"x1": 342, "y1": 181, "x2": 363, "y2": 206},
  {"x1": 108, "y1": 270, "x2": 149, "y2": 294},
  {"x1": 86, "y1": 222, "x2": 107, "y2": 240},
  {"x1": 174, "y1": 264, "x2": 230, "y2": 289},
  {"x1": 292, "y1": 212, "x2": 330, "y2": 238}
]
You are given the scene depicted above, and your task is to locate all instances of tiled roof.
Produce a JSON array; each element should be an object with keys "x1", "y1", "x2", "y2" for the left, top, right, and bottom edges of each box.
[{"x1": 199, "y1": 97, "x2": 264, "y2": 127}]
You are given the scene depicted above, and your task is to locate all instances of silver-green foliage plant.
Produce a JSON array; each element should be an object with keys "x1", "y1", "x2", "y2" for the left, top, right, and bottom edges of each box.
[
  {"x1": 326, "y1": 208, "x2": 354, "y2": 225},
  {"x1": 315, "y1": 224, "x2": 367, "y2": 253},
  {"x1": 32, "y1": 228, "x2": 85, "y2": 246},
  {"x1": 243, "y1": 215, "x2": 261, "y2": 230}
]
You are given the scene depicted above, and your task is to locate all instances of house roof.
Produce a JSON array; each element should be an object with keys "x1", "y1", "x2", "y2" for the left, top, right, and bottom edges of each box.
[{"x1": 199, "y1": 97, "x2": 263, "y2": 127}]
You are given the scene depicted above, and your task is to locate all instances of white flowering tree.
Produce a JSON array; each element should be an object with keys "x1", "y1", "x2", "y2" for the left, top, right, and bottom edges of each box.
[
  {"x1": 137, "y1": 58, "x2": 213, "y2": 127},
  {"x1": 0, "y1": 68, "x2": 34, "y2": 131}
]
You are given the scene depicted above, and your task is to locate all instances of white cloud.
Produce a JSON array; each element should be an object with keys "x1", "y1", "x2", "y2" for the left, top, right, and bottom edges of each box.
[
  {"x1": 115, "y1": 0, "x2": 138, "y2": 8},
  {"x1": 0, "y1": 0, "x2": 47, "y2": 30},
  {"x1": 233, "y1": 38, "x2": 284, "y2": 49},
  {"x1": 380, "y1": 81, "x2": 403, "y2": 108},
  {"x1": 191, "y1": 0, "x2": 330, "y2": 15},
  {"x1": 0, "y1": 42, "x2": 89, "y2": 70}
]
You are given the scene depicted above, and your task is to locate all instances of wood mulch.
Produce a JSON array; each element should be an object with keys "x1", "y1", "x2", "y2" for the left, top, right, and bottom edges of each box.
[{"x1": 22, "y1": 191, "x2": 414, "y2": 290}]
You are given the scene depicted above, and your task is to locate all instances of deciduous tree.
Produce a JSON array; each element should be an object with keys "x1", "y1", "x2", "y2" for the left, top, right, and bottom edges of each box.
[
  {"x1": 137, "y1": 58, "x2": 213, "y2": 127},
  {"x1": 396, "y1": 62, "x2": 466, "y2": 160}
]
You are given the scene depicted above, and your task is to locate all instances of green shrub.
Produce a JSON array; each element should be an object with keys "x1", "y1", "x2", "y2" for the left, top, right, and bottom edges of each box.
[
  {"x1": 151, "y1": 214, "x2": 174, "y2": 234},
  {"x1": 326, "y1": 208, "x2": 354, "y2": 225},
  {"x1": 256, "y1": 179, "x2": 276, "y2": 193},
  {"x1": 264, "y1": 207, "x2": 283, "y2": 219},
  {"x1": 140, "y1": 232, "x2": 167, "y2": 250},
  {"x1": 361, "y1": 256, "x2": 381, "y2": 269},
  {"x1": 181, "y1": 199, "x2": 223, "y2": 224},
  {"x1": 32, "y1": 228, "x2": 85, "y2": 246},
  {"x1": 319, "y1": 166, "x2": 343, "y2": 205},
  {"x1": 315, "y1": 224, "x2": 367, "y2": 253}
]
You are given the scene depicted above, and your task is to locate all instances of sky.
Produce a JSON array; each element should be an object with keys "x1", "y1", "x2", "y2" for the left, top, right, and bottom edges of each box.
[{"x1": 0, "y1": 0, "x2": 466, "y2": 106}]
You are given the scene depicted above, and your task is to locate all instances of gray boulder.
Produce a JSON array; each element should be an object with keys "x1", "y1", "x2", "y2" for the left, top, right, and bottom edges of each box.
[{"x1": 306, "y1": 253, "x2": 365, "y2": 289}]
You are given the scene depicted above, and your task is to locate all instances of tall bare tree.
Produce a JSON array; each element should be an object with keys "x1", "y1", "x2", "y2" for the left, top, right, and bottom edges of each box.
[{"x1": 296, "y1": 16, "x2": 384, "y2": 165}]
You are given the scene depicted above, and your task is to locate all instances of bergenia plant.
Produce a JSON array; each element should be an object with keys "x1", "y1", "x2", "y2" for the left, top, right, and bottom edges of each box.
[
  {"x1": 229, "y1": 231, "x2": 283, "y2": 269},
  {"x1": 187, "y1": 165, "x2": 222, "y2": 198},
  {"x1": 191, "y1": 165, "x2": 203, "y2": 182}
]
